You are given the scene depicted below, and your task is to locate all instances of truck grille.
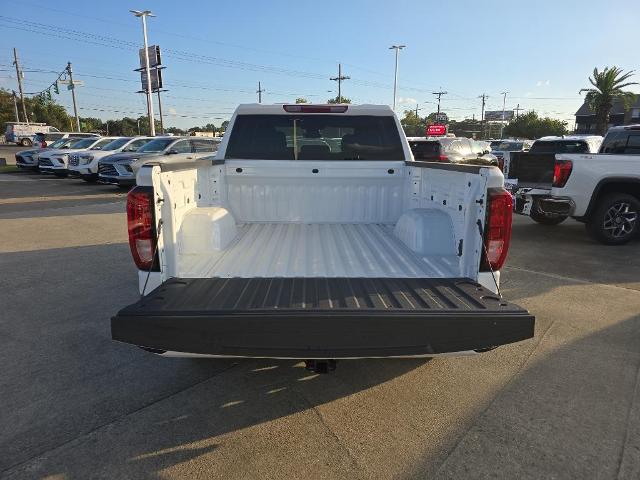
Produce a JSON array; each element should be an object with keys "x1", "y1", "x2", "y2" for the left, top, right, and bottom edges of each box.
[
  {"x1": 69, "y1": 155, "x2": 79, "y2": 166},
  {"x1": 39, "y1": 158, "x2": 53, "y2": 167},
  {"x1": 99, "y1": 163, "x2": 118, "y2": 176}
]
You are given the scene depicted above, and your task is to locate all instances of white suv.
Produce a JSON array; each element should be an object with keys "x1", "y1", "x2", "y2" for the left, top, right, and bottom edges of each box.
[
  {"x1": 68, "y1": 136, "x2": 154, "y2": 182},
  {"x1": 38, "y1": 137, "x2": 118, "y2": 177}
]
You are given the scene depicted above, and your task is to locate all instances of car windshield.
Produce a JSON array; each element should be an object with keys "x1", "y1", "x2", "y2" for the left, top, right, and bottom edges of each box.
[
  {"x1": 137, "y1": 138, "x2": 174, "y2": 152},
  {"x1": 99, "y1": 138, "x2": 130, "y2": 151},
  {"x1": 225, "y1": 115, "x2": 405, "y2": 160},
  {"x1": 90, "y1": 138, "x2": 116, "y2": 150},
  {"x1": 493, "y1": 141, "x2": 524, "y2": 151},
  {"x1": 69, "y1": 138, "x2": 97, "y2": 149},
  {"x1": 49, "y1": 139, "x2": 69, "y2": 148},
  {"x1": 529, "y1": 140, "x2": 589, "y2": 154}
]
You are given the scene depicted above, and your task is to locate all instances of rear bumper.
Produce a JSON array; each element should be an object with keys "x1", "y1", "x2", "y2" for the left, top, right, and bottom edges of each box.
[
  {"x1": 513, "y1": 188, "x2": 574, "y2": 217},
  {"x1": 112, "y1": 277, "x2": 535, "y2": 359}
]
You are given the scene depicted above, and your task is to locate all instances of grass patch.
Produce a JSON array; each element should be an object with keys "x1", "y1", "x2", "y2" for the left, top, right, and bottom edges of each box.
[{"x1": 0, "y1": 165, "x2": 20, "y2": 173}]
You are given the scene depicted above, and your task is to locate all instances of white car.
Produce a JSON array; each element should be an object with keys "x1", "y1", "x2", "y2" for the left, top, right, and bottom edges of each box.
[
  {"x1": 110, "y1": 103, "x2": 535, "y2": 372},
  {"x1": 68, "y1": 136, "x2": 154, "y2": 182},
  {"x1": 38, "y1": 137, "x2": 115, "y2": 177}
]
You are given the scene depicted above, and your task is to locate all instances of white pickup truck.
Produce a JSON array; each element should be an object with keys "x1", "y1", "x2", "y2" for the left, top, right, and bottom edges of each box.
[
  {"x1": 111, "y1": 104, "x2": 534, "y2": 371},
  {"x1": 506, "y1": 127, "x2": 640, "y2": 244}
]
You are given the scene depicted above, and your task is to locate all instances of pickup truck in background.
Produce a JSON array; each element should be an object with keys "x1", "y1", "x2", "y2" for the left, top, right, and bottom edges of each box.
[
  {"x1": 111, "y1": 104, "x2": 534, "y2": 372},
  {"x1": 506, "y1": 127, "x2": 640, "y2": 244},
  {"x1": 504, "y1": 135, "x2": 602, "y2": 224}
]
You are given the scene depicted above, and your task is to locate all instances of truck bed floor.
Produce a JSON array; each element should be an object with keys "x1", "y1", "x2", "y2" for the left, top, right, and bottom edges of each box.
[{"x1": 178, "y1": 223, "x2": 461, "y2": 278}]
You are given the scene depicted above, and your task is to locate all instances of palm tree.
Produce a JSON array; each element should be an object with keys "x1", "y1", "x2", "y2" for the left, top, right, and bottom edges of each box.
[{"x1": 580, "y1": 67, "x2": 637, "y2": 135}]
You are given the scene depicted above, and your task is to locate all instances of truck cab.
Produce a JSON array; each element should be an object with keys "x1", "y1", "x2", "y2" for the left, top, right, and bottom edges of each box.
[{"x1": 110, "y1": 104, "x2": 534, "y2": 367}]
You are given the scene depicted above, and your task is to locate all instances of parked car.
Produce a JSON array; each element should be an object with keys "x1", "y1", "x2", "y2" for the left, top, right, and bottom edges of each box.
[
  {"x1": 14, "y1": 134, "x2": 97, "y2": 170},
  {"x1": 4, "y1": 122, "x2": 59, "y2": 146},
  {"x1": 98, "y1": 136, "x2": 220, "y2": 187},
  {"x1": 110, "y1": 103, "x2": 534, "y2": 372},
  {"x1": 68, "y1": 136, "x2": 154, "y2": 182},
  {"x1": 504, "y1": 135, "x2": 603, "y2": 226},
  {"x1": 407, "y1": 137, "x2": 498, "y2": 166},
  {"x1": 32, "y1": 131, "x2": 98, "y2": 149},
  {"x1": 38, "y1": 136, "x2": 113, "y2": 177},
  {"x1": 491, "y1": 139, "x2": 534, "y2": 170}
]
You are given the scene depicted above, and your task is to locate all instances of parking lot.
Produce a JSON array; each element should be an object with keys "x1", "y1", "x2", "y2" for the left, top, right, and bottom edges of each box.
[{"x1": 1, "y1": 170, "x2": 639, "y2": 479}]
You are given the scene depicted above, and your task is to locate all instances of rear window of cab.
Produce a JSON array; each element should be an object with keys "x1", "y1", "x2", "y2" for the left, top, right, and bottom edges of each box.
[{"x1": 225, "y1": 115, "x2": 405, "y2": 161}]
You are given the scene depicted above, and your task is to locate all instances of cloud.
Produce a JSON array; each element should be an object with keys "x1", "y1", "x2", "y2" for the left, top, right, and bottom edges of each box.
[
  {"x1": 536, "y1": 80, "x2": 550, "y2": 87},
  {"x1": 525, "y1": 92, "x2": 532, "y2": 97},
  {"x1": 398, "y1": 97, "x2": 417, "y2": 105},
  {"x1": 168, "y1": 107, "x2": 177, "y2": 115}
]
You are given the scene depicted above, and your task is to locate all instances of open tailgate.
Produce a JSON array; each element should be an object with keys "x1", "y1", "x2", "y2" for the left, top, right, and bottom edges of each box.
[
  {"x1": 112, "y1": 277, "x2": 535, "y2": 358},
  {"x1": 508, "y1": 152, "x2": 555, "y2": 188}
]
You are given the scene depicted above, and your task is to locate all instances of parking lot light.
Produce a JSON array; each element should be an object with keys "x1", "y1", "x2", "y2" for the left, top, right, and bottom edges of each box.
[{"x1": 130, "y1": 9, "x2": 156, "y2": 136}]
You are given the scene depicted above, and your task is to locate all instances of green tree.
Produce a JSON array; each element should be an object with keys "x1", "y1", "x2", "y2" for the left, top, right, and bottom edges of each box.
[
  {"x1": 400, "y1": 109, "x2": 426, "y2": 136},
  {"x1": 579, "y1": 66, "x2": 637, "y2": 135},
  {"x1": 295, "y1": 97, "x2": 309, "y2": 104},
  {"x1": 503, "y1": 111, "x2": 568, "y2": 139},
  {"x1": 447, "y1": 118, "x2": 483, "y2": 138},
  {"x1": 219, "y1": 120, "x2": 230, "y2": 133},
  {"x1": 327, "y1": 96, "x2": 351, "y2": 104}
]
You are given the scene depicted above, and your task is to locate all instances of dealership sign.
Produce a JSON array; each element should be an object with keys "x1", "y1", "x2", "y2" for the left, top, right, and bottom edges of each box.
[{"x1": 426, "y1": 124, "x2": 447, "y2": 136}]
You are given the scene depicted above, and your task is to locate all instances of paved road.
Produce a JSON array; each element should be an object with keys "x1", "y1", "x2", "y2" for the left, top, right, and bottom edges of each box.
[{"x1": 1, "y1": 172, "x2": 639, "y2": 479}]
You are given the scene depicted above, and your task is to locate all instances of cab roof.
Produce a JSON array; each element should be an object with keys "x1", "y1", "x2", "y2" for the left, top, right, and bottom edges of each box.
[{"x1": 233, "y1": 103, "x2": 395, "y2": 116}]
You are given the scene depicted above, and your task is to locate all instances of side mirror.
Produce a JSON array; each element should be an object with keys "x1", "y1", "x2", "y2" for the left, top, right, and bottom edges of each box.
[{"x1": 166, "y1": 149, "x2": 178, "y2": 155}]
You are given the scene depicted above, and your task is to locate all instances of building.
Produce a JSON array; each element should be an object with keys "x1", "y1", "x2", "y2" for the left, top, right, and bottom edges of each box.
[{"x1": 575, "y1": 97, "x2": 640, "y2": 133}]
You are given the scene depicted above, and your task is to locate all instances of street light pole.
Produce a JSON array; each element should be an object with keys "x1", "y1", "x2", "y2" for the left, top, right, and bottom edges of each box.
[
  {"x1": 67, "y1": 62, "x2": 81, "y2": 132},
  {"x1": 500, "y1": 91, "x2": 509, "y2": 139},
  {"x1": 389, "y1": 45, "x2": 405, "y2": 112},
  {"x1": 131, "y1": 9, "x2": 156, "y2": 136}
]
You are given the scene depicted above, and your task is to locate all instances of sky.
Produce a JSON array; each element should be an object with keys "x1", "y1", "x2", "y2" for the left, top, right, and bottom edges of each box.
[{"x1": 1, "y1": 0, "x2": 639, "y2": 130}]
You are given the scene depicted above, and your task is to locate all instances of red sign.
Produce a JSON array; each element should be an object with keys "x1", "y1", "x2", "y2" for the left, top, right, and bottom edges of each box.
[{"x1": 426, "y1": 124, "x2": 447, "y2": 136}]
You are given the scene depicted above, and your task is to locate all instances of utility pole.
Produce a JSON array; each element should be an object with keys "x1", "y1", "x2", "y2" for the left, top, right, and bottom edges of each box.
[
  {"x1": 131, "y1": 10, "x2": 156, "y2": 136},
  {"x1": 330, "y1": 63, "x2": 350, "y2": 102},
  {"x1": 432, "y1": 90, "x2": 448, "y2": 114},
  {"x1": 479, "y1": 93, "x2": 488, "y2": 139},
  {"x1": 500, "y1": 91, "x2": 509, "y2": 139},
  {"x1": 257, "y1": 81, "x2": 265, "y2": 103},
  {"x1": 514, "y1": 103, "x2": 523, "y2": 118},
  {"x1": 415, "y1": 103, "x2": 421, "y2": 118},
  {"x1": 11, "y1": 90, "x2": 19, "y2": 122},
  {"x1": 137, "y1": 118, "x2": 141, "y2": 135},
  {"x1": 12, "y1": 48, "x2": 28, "y2": 124},
  {"x1": 156, "y1": 85, "x2": 164, "y2": 134},
  {"x1": 389, "y1": 45, "x2": 406, "y2": 111},
  {"x1": 66, "y1": 62, "x2": 81, "y2": 132}
]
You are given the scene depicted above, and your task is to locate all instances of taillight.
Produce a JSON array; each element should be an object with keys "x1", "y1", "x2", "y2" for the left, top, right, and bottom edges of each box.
[
  {"x1": 283, "y1": 105, "x2": 348, "y2": 113},
  {"x1": 552, "y1": 159, "x2": 572, "y2": 188},
  {"x1": 438, "y1": 154, "x2": 449, "y2": 162},
  {"x1": 127, "y1": 186, "x2": 159, "y2": 271},
  {"x1": 481, "y1": 188, "x2": 513, "y2": 272}
]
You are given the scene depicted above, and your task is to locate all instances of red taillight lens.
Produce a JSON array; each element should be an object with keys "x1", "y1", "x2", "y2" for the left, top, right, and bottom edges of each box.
[
  {"x1": 127, "y1": 186, "x2": 158, "y2": 271},
  {"x1": 552, "y1": 159, "x2": 572, "y2": 188},
  {"x1": 438, "y1": 154, "x2": 449, "y2": 162},
  {"x1": 481, "y1": 188, "x2": 513, "y2": 272},
  {"x1": 283, "y1": 105, "x2": 348, "y2": 113}
]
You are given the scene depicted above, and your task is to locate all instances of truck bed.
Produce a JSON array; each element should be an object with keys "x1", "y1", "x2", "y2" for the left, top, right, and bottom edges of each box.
[
  {"x1": 111, "y1": 277, "x2": 534, "y2": 358},
  {"x1": 179, "y1": 223, "x2": 461, "y2": 278}
]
